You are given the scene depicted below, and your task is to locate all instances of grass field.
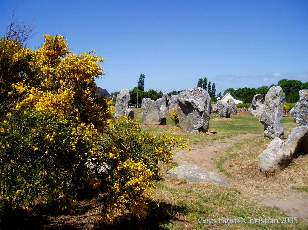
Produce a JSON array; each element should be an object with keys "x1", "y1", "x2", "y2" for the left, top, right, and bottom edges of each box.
[{"x1": 131, "y1": 109, "x2": 308, "y2": 229}]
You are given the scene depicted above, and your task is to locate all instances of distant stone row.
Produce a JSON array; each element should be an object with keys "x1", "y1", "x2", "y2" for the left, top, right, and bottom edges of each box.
[{"x1": 115, "y1": 87, "x2": 212, "y2": 132}]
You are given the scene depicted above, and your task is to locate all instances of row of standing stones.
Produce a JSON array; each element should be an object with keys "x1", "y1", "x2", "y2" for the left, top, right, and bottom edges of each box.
[
  {"x1": 114, "y1": 86, "x2": 308, "y2": 175},
  {"x1": 115, "y1": 87, "x2": 238, "y2": 132}
]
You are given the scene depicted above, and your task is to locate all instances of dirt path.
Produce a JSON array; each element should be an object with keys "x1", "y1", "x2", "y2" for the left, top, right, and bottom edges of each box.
[
  {"x1": 173, "y1": 134, "x2": 257, "y2": 172},
  {"x1": 170, "y1": 133, "x2": 308, "y2": 221}
]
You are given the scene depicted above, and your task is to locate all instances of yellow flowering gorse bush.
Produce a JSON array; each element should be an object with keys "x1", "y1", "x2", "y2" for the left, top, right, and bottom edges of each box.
[{"x1": 0, "y1": 34, "x2": 184, "y2": 222}]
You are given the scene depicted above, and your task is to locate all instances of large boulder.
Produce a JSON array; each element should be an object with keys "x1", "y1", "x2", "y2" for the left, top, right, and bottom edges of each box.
[
  {"x1": 216, "y1": 99, "x2": 237, "y2": 118},
  {"x1": 142, "y1": 96, "x2": 168, "y2": 125},
  {"x1": 115, "y1": 89, "x2": 134, "y2": 118},
  {"x1": 258, "y1": 126, "x2": 308, "y2": 174},
  {"x1": 177, "y1": 88, "x2": 211, "y2": 132},
  {"x1": 259, "y1": 86, "x2": 285, "y2": 139},
  {"x1": 290, "y1": 89, "x2": 308, "y2": 126},
  {"x1": 249, "y1": 94, "x2": 265, "y2": 118}
]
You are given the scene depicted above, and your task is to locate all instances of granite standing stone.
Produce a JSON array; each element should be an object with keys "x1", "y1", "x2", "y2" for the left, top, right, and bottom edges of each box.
[
  {"x1": 259, "y1": 86, "x2": 285, "y2": 139},
  {"x1": 290, "y1": 89, "x2": 308, "y2": 126},
  {"x1": 115, "y1": 89, "x2": 131, "y2": 118},
  {"x1": 249, "y1": 94, "x2": 265, "y2": 118},
  {"x1": 177, "y1": 87, "x2": 211, "y2": 132}
]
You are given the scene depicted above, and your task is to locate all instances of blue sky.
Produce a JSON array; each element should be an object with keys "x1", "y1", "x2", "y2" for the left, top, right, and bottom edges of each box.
[{"x1": 1, "y1": 0, "x2": 307, "y2": 93}]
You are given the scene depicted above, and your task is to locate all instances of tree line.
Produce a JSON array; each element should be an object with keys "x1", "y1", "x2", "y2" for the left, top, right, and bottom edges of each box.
[
  {"x1": 224, "y1": 79, "x2": 308, "y2": 104},
  {"x1": 112, "y1": 75, "x2": 308, "y2": 106}
]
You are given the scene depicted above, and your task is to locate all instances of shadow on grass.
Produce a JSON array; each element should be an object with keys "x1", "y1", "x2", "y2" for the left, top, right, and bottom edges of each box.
[
  {"x1": 0, "y1": 200, "x2": 187, "y2": 230},
  {"x1": 99, "y1": 201, "x2": 187, "y2": 230}
]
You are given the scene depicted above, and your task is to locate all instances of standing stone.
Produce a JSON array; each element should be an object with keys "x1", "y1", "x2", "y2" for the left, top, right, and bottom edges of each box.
[
  {"x1": 258, "y1": 126, "x2": 308, "y2": 174},
  {"x1": 290, "y1": 89, "x2": 308, "y2": 126},
  {"x1": 115, "y1": 89, "x2": 134, "y2": 119},
  {"x1": 177, "y1": 87, "x2": 211, "y2": 132},
  {"x1": 259, "y1": 86, "x2": 285, "y2": 139},
  {"x1": 216, "y1": 99, "x2": 237, "y2": 118},
  {"x1": 156, "y1": 96, "x2": 168, "y2": 125},
  {"x1": 168, "y1": 95, "x2": 179, "y2": 112},
  {"x1": 249, "y1": 94, "x2": 265, "y2": 118},
  {"x1": 142, "y1": 96, "x2": 168, "y2": 125}
]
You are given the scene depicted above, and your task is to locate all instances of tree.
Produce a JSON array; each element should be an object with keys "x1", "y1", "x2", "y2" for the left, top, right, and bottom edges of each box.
[
  {"x1": 211, "y1": 83, "x2": 216, "y2": 97},
  {"x1": 197, "y1": 78, "x2": 203, "y2": 88},
  {"x1": 217, "y1": 92, "x2": 222, "y2": 98},
  {"x1": 302, "y1": 82, "x2": 308, "y2": 90},
  {"x1": 208, "y1": 81, "x2": 212, "y2": 95},
  {"x1": 203, "y1": 77, "x2": 208, "y2": 91},
  {"x1": 5, "y1": 21, "x2": 33, "y2": 45},
  {"x1": 137, "y1": 73, "x2": 145, "y2": 91}
]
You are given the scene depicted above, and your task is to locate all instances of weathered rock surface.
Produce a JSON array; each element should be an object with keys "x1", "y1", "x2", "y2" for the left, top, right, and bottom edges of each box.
[
  {"x1": 216, "y1": 99, "x2": 237, "y2": 118},
  {"x1": 168, "y1": 164, "x2": 228, "y2": 185},
  {"x1": 126, "y1": 108, "x2": 135, "y2": 119},
  {"x1": 211, "y1": 104, "x2": 218, "y2": 114},
  {"x1": 260, "y1": 86, "x2": 285, "y2": 139},
  {"x1": 249, "y1": 94, "x2": 265, "y2": 118},
  {"x1": 168, "y1": 95, "x2": 179, "y2": 112},
  {"x1": 115, "y1": 89, "x2": 132, "y2": 118},
  {"x1": 290, "y1": 89, "x2": 308, "y2": 126},
  {"x1": 258, "y1": 126, "x2": 308, "y2": 173},
  {"x1": 177, "y1": 88, "x2": 211, "y2": 132},
  {"x1": 142, "y1": 96, "x2": 168, "y2": 125}
]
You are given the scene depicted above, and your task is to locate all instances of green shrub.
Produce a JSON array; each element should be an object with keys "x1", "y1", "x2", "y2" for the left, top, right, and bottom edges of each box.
[{"x1": 237, "y1": 103, "x2": 250, "y2": 109}]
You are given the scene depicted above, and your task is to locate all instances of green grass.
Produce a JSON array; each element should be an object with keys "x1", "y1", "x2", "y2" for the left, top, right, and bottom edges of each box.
[
  {"x1": 153, "y1": 180, "x2": 306, "y2": 229},
  {"x1": 292, "y1": 186, "x2": 308, "y2": 194},
  {"x1": 135, "y1": 109, "x2": 296, "y2": 146}
]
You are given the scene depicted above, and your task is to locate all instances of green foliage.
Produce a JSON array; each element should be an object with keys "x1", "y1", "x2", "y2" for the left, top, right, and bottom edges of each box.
[
  {"x1": 137, "y1": 73, "x2": 145, "y2": 91},
  {"x1": 202, "y1": 77, "x2": 208, "y2": 91},
  {"x1": 236, "y1": 103, "x2": 250, "y2": 109},
  {"x1": 302, "y1": 82, "x2": 308, "y2": 89},
  {"x1": 197, "y1": 78, "x2": 203, "y2": 88},
  {"x1": 224, "y1": 87, "x2": 256, "y2": 103},
  {"x1": 256, "y1": 86, "x2": 269, "y2": 94},
  {"x1": 278, "y1": 79, "x2": 302, "y2": 103},
  {"x1": 97, "y1": 117, "x2": 185, "y2": 219},
  {"x1": 211, "y1": 82, "x2": 216, "y2": 97},
  {"x1": 130, "y1": 87, "x2": 163, "y2": 107}
]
